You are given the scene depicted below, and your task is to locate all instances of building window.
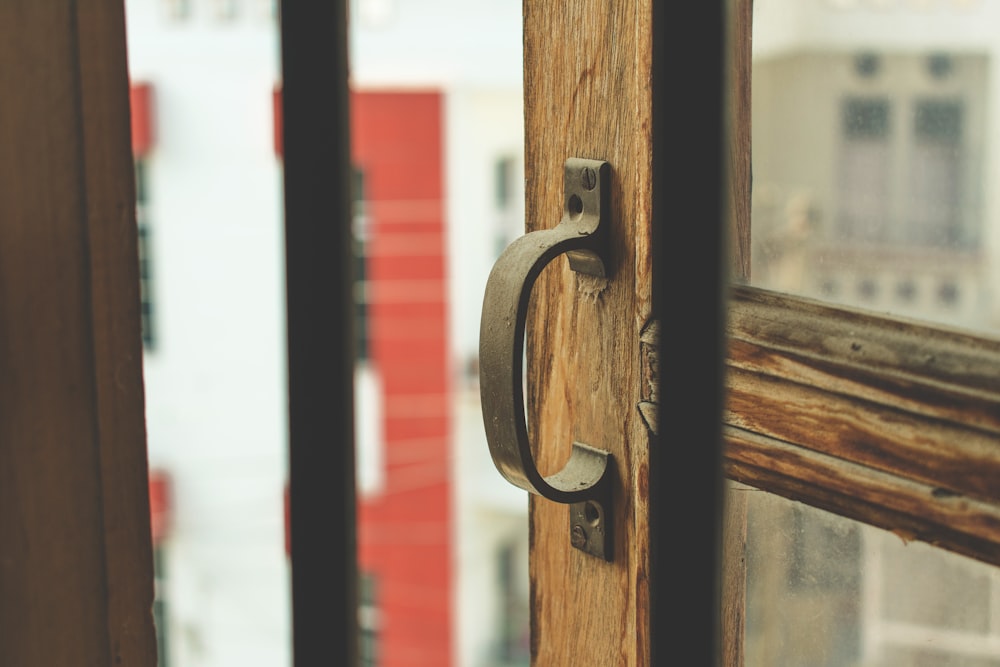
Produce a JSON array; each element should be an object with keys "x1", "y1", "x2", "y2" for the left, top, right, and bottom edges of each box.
[
  {"x1": 153, "y1": 547, "x2": 169, "y2": 666},
  {"x1": 359, "y1": 573, "x2": 379, "y2": 666},
  {"x1": 135, "y1": 159, "x2": 156, "y2": 350},
  {"x1": 492, "y1": 155, "x2": 522, "y2": 260},
  {"x1": 161, "y1": 0, "x2": 190, "y2": 21},
  {"x1": 907, "y1": 99, "x2": 966, "y2": 247},
  {"x1": 836, "y1": 97, "x2": 892, "y2": 243},
  {"x1": 352, "y1": 166, "x2": 370, "y2": 363}
]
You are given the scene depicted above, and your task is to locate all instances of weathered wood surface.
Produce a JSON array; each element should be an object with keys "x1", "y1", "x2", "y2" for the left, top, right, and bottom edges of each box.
[
  {"x1": 0, "y1": 2, "x2": 157, "y2": 664},
  {"x1": 721, "y1": 0, "x2": 752, "y2": 664},
  {"x1": 524, "y1": 1, "x2": 652, "y2": 665},
  {"x1": 725, "y1": 285, "x2": 1000, "y2": 566},
  {"x1": 728, "y1": 0, "x2": 752, "y2": 286}
]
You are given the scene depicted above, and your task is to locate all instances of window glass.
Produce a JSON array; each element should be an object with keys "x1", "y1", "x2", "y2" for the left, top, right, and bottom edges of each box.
[
  {"x1": 128, "y1": 1, "x2": 527, "y2": 665},
  {"x1": 751, "y1": 1, "x2": 996, "y2": 333},
  {"x1": 745, "y1": 489, "x2": 1000, "y2": 667},
  {"x1": 748, "y1": 4, "x2": 999, "y2": 664}
]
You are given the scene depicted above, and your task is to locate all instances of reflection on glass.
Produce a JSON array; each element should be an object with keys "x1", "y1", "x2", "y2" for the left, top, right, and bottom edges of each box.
[
  {"x1": 751, "y1": 0, "x2": 998, "y2": 333},
  {"x1": 746, "y1": 489, "x2": 1000, "y2": 667}
]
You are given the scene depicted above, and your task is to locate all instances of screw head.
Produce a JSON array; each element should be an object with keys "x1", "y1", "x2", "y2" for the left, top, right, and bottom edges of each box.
[
  {"x1": 581, "y1": 167, "x2": 597, "y2": 191},
  {"x1": 570, "y1": 524, "x2": 587, "y2": 549}
]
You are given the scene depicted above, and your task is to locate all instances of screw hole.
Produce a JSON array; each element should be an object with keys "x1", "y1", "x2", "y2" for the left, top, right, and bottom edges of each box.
[
  {"x1": 584, "y1": 501, "x2": 600, "y2": 525},
  {"x1": 568, "y1": 194, "x2": 583, "y2": 219}
]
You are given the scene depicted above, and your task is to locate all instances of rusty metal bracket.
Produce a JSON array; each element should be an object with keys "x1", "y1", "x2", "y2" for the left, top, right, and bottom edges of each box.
[{"x1": 479, "y1": 158, "x2": 613, "y2": 561}]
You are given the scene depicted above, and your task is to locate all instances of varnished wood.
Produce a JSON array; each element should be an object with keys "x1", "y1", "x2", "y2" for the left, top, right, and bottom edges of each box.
[
  {"x1": 78, "y1": 2, "x2": 160, "y2": 664},
  {"x1": 724, "y1": 285, "x2": 1000, "y2": 565},
  {"x1": 524, "y1": 2, "x2": 653, "y2": 665},
  {"x1": 0, "y1": 1, "x2": 157, "y2": 664}
]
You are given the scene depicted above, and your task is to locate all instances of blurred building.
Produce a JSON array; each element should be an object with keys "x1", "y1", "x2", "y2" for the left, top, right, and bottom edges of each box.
[
  {"x1": 125, "y1": 0, "x2": 527, "y2": 666},
  {"x1": 752, "y1": 0, "x2": 1000, "y2": 332},
  {"x1": 749, "y1": 1, "x2": 1000, "y2": 665}
]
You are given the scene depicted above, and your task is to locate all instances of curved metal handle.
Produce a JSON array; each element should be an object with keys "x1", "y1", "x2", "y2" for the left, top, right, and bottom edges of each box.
[{"x1": 479, "y1": 158, "x2": 613, "y2": 559}]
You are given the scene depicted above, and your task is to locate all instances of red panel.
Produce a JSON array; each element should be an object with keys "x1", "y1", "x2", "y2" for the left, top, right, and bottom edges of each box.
[
  {"x1": 272, "y1": 86, "x2": 283, "y2": 158},
  {"x1": 371, "y1": 301, "x2": 448, "y2": 324},
  {"x1": 130, "y1": 83, "x2": 155, "y2": 155},
  {"x1": 148, "y1": 469, "x2": 171, "y2": 545},
  {"x1": 373, "y1": 348, "x2": 447, "y2": 371},
  {"x1": 383, "y1": 416, "x2": 450, "y2": 442},
  {"x1": 368, "y1": 255, "x2": 446, "y2": 282},
  {"x1": 352, "y1": 92, "x2": 443, "y2": 200},
  {"x1": 380, "y1": 367, "x2": 449, "y2": 394},
  {"x1": 352, "y1": 90, "x2": 451, "y2": 667}
]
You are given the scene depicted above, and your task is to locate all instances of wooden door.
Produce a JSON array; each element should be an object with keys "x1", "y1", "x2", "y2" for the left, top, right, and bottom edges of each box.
[
  {"x1": 521, "y1": 2, "x2": 999, "y2": 666},
  {"x1": 0, "y1": 2, "x2": 158, "y2": 664}
]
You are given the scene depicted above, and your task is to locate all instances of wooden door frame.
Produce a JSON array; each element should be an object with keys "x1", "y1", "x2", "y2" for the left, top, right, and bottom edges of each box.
[
  {"x1": 0, "y1": 2, "x2": 157, "y2": 664},
  {"x1": 521, "y1": 2, "x2": 734, "y2": 665}
]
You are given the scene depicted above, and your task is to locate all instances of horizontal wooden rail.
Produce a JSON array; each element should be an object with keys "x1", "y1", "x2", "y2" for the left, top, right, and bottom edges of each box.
[{"x1": 724, "y1": 285, "x2": 1000, "y2": 566}]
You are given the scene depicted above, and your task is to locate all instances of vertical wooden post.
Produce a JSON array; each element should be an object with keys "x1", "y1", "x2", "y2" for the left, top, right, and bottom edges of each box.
[
  {"x1": 523, "y1": 2, "x2": 655, "y2": 662},
  {"x1": 0, "y1": 1, "x2": 157, "y2": 664},
  {"x1": 525, "y1": 0, "x2": 732, "y2": 663},
  {"x1": 722, "y1": 1, "x2": 753, "y2": 665}
]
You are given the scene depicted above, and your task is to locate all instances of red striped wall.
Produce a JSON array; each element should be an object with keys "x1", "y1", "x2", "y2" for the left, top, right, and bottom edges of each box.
[{"x1": 352, "y1": 91, "x2": 451, "y2": 667}]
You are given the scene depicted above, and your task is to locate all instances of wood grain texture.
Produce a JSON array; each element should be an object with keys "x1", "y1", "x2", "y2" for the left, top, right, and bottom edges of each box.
[
  {"x1": 0, "y1": 2, "x2": 157, "y2": 664},
  {"x1": 524, "y1": 2, "x2": 652, "y2": 665},
  {"x1": 728, "y1": 0, "x2": 752, "y2": 285},
  {"x1": 725, "y1": 285, "x2": 1000, "y2": 565},
  {"x1": 721, "y1": 1, "x2": 752, "y2": 665},
  {"x1": 77, "y1": 1, "x2": 160, "y2": 664}
]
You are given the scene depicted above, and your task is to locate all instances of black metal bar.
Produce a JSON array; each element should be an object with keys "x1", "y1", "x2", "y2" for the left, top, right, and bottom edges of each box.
[
  {"x1": 279, "y1": 2, "x2": 358, "y2": 665},
  {"x1": 650, "y1": 2, "x2": 728, "y2": 664}
]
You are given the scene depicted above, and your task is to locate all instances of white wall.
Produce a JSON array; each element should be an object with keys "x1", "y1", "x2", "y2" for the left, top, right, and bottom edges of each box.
[
  {"x1": 126, "y1": 2, "x2": 289, "y2": 665},
  {"x1": 349, "y1": 0, "x2": 523, "y2": 89},
  {"x1": 754, "y1": 0, "x2": 1000, "y2": 59}
]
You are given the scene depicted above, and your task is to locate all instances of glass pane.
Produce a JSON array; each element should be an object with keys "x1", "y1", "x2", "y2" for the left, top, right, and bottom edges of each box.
[
  {"x1": 751, "y1": 1, "x2": 999, "y2": 334},
  {"x1": 349, "y1": 4, "x2": 529, "y2": 666},
  {"x1": 129, "y1": 1, "x2": 527, "y2": 666},
  {"x1": 749, "y1": 6, "x2": 1000, "y2": 665},
  {"x1": 127, "y1": 2, "x2": 289, "y2": 664},
  {"x1": 745, "y1": 489, "x2": 1000, "y2": 667}
]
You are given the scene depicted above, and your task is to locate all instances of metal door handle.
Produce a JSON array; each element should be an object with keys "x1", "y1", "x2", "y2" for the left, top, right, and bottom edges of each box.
[{"x1": 479, "y1": 158, "x2": 614, "y2": 561}]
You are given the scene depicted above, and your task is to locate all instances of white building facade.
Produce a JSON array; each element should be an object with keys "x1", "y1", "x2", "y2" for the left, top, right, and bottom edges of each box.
[{"x1": 126, "y1": 0, "x2": 528, "y2": 665}]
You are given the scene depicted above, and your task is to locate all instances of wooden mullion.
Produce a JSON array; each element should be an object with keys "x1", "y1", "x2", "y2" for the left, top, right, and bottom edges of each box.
[
  {"x1": 730, "y1": 286, "x2": 1000, "y2": 403},
  {"x1": 725, "y1": 285, "x2": 1000, "y2": 564},
  {"x1": 725, "y1": 426, "x2": 1000, "y2": 567},
  {"x1": 721, "y1": 0, "x2": 752, "y2": 665}
]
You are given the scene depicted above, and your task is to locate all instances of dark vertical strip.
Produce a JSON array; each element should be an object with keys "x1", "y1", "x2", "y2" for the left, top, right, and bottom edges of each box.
[
  {"x1": 279, "y1": 2, "x2": 358, "y2": 666},
  {"x1": 650, "y1": 2, "x2": 728, "y2": 665}
]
